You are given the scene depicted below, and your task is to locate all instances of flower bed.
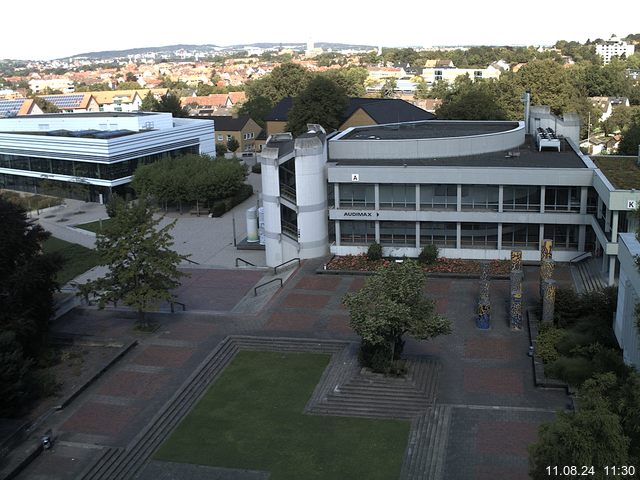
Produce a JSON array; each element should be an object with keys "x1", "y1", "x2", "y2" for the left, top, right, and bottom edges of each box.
[{"x1": 326, "y1": 254, "x2": 510, "y2": 276}]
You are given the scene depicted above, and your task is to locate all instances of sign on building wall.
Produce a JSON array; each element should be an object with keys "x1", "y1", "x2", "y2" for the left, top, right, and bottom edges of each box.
[
  {"x1": 627, "y1": 200, "x2": 637, "y2": 210},
  {"x1": 351, "y1": 173, "x2": 359, "y2": 182}
]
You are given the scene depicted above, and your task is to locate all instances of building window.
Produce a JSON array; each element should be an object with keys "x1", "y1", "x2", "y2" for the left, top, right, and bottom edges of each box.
[
  {"x1": 461, "y1": 185, "x2": 499, "y2": 211},
  {"x1": 340, "y1": 220, "x2": 376, "y2": 245},
  {"x1": 217, "y1": 135, "x2": 223, "y2": 141},
  {"x1": 474, "y1": 71, "x2": 483, "y2": 79},
  {"x1": 503, "y1": 186, "x2": 541, "y2": 212},
  {"x1": 545, "y1": 187, "x2": 580, "y2": 212},
  {"x1": 420, "y1": 222, "x2": 456, "y2": 247},
  {"x1": 461, "y1": 223, "x2": 498, "y2": 249},
  {"x1": 543, "y1": 224, "x2": 578, "y2": 249},
  {"x1": 380, "y1": 221, "x2": 416, "y2": 246},
  {"x1": 280, "y1": 204, "x2": 298, "y2": 239},
  {"x1": 379, "y1": 184, "x2": 415, "y2": 209},
  {"x1": 339, "y1": 183, "x2": 375, "y2": 208},
  {"x1": 502, "y1": 223, "x2": 539, "y2": 250},
  {"x1": 227, "y1": 135, "x2": 232, "y2": 142},
  {"x1": 420, "y1": 184, "x2": 456, "y2": 210}
]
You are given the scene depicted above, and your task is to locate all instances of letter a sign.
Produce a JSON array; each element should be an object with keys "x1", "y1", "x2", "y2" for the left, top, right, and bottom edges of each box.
[{"x1": 351, "y1": 173, "x2": 359, "y2": 182}]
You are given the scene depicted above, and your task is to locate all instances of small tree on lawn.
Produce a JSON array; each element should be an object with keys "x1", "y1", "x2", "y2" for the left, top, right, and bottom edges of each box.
[
  {"x1": 343, "y1": 260, "x2": 452, "y2": 373},
  {"x1": 226, "y1": 136, "x2": 240, "y2": 154},
  {"x1": 78, "y1": 198, "x2": 188, "y2": 328}
]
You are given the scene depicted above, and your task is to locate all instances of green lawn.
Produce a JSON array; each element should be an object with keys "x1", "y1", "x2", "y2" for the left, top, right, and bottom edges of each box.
[
  {"x1": 43, "y1": 237, "x2": 100, "y2": 284},
  {"x1": 74, "y1": 218, "x2": 112, "y2": 233},
  {"x1": 155, "y1": 351, "x2": 410, "y2": 480}
]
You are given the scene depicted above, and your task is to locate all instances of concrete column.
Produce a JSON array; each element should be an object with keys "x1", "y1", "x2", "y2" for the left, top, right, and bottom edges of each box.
[
  {"x1": 456, "y1": 222, "x2": 462, "y2": 249},
  {"x1": 374, "y1": 184, "x2": 380, "y2": 210},
  {"x1": 334, "y1": 183, "x2": 340, "y2": 209},
  {"x1": 415, "y1": 184, "x2": 420, "y2": 211},
  {"x1": 540, "y1": 186, "x2": 546, "y2": 213},
  {"x1": 497, "y1": 223, "x2": 503, "y2": 251},
  {"x1": 498, "y1": 185, "x2": 504, "y2": 213},
  {"x1": 539, "y1": 224, "x2": 545, "y2": 250},
  {"x1": 375, "y1": 221, "x2": 380, "y2": 243},
  {"x1": 580, "y1": 186, "x2": 588, "y2": 215},
  {"x1": 457, "y1": 184, "x2": 462, "y2": 212},
  {"x1": 335, "y1": 220, "x2": 341, "y2": 247},
  {"x1": 612, "y1": 211, "x2": 619, "y2": 241},
  {"x1": 415, "y1": 222, "x2": 420, "y2": 248},
  {"x1": 578, "y1": 225, "x2": 586, "y2": 251},
  {"x1": 609, "y1": 256, "x2": 616, "y2": 286}
]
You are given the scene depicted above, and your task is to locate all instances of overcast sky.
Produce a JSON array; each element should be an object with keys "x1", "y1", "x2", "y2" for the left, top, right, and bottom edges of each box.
[{"x1": 1, "y1": 0, "x2": 638, "y2": 60}]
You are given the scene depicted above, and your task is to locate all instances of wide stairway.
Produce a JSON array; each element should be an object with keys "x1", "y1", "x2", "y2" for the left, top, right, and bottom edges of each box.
[{"x1": 571, "y1": 256, "x2": 608, "y2": 293}]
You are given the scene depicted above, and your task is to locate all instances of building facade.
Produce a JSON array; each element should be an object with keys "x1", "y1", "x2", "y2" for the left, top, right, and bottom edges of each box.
[
  {"x1": 0, "y1": 112, "x2": 215, "y2": 202},
  {"x1": 614, "y1": 233, "x2": 640, "y2": 370},
  {"x1": 258, "y1": 107, "x2": 640, "y2": 286},
  {"x1": 595, "y1": 36, "x2": 636, "y2": 64}
]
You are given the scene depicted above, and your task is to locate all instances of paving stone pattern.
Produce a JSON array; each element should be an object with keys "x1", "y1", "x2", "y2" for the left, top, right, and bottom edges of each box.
[{"x1": 14, "y1": 260, "x2": 572, "y2": 480}]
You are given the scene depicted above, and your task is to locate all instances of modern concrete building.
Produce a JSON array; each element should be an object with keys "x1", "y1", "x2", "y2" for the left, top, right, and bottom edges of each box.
[
  {"x1": 258, "y1": 106, "x2": 640, "y2": 285},
  {"x1": 595, "y1": 35, "x2": 636, "y2": 64},
  {"x1": 0, "y1": 112, "x2": 215, "y2": 202}
]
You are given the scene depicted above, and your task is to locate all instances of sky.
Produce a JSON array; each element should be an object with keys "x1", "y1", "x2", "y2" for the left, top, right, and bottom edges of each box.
[{"x1": 1, "y1": 0, "x2": 639, "y2": 61}]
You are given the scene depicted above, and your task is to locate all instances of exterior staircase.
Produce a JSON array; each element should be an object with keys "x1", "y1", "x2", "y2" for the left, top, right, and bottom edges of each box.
[{"x1": 571, "y1": 255, "x2": 608, "y2": 293}]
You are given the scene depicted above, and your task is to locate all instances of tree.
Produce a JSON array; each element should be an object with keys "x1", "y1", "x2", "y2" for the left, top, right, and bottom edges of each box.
[
  {"x1": 156, "y1": 92, "x2": 189, "y2": 117},
  {"x1": 78, "y1": 199, "x2": 188, "y2": 327},
  {"x1": 343, "y1": 260, "x2": 452, "y2": 372},
  {"x1": 618, "y1": 117, "x2": 640, "y2": 155},
  {"x1": 244, "y1": 63, "x2": 311, "y2": 105},
  {"x1": 286, "y1": 76, "x2": 349, "y2": 136},
  {"x1": 140, "y1": 91, "x2": 159, "y2": 111},
  {"x1": 436, "y1": 79, "x2": 507, "y2": 120},
  {"x1": 34, "y1": 97, "x2": 59, "y2": 113},
  {"x1": 226, "y1": 136, "x2": 240, "y2": 153},
  {"x1": 379, "y1": 78, "x2": 397, "y2": 98},
  {"x1": 322, "y1": 67, "x2": 368, "y2": 97},
  {"x1": 125, "y1": 72, "x2": 137, "y2": 82},
  {"x1": 0, "y1": 331, "x2": 33, "y2": 417},
  {"x1": 414, "y1": 80, "x2": 430, "y2": 100},
  {"x1": 116, "y1": 81, "x2": 142, "y2": 90},
  {"x1": 215, "y1": 142, "x2": 228, "y2": 157},
  {"x1": 0, "y1": 196, "x2": 61, "y2": 359},
  {"x1": 237, "y1": 95, "x2": 273, "y2": 128}
]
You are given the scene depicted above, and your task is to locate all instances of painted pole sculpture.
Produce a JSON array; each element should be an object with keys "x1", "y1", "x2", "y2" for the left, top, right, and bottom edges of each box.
[
  {"x1": 539, "y1": 239, "x2": 554, "y2": 300},
  {"x1": 476, "y1": 261, "x2": 491, "y2": 329},
  {"x1": 542, "y1": 279, "x2": 557, "y2": 323},
  {"x1": 510, "y1": 250, "x2": 523, "y2": 330}
]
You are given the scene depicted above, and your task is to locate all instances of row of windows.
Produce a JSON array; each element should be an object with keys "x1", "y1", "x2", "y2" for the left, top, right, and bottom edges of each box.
[
  {"x1": 0, "y1": 146, "x2": 198, "y2": 181},
  {"x1": 338, "y1": 221, "x2": 578, "y2": 250},
  {"x1": 336, "y1": 184, "x2": 582, "y2": 212}
]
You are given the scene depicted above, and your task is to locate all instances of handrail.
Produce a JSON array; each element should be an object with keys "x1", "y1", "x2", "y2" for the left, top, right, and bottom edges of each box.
[
  {"x1": 254, "y1": 278, "x2": 283, "y2": 296},
  {"x1": 569, "y1": 251, "x2": 592, "y2": 264},
  {"x1": 273, "y1": 257, "x2": 300, "y2": 274},
  {"x1": 170, "y1": 301, "x2": 186, "y2": 313},
  {"x1": 236, "y1": 257, "x2": 256, "y2": 267},
  {"x1": 184, "y1": 257, "x2": 201, "y2": 265}
]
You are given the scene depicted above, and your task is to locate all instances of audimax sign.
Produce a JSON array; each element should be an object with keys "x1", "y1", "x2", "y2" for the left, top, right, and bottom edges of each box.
[{"x1": 343, "y1": 211, "x2": 380, "y2": 217}]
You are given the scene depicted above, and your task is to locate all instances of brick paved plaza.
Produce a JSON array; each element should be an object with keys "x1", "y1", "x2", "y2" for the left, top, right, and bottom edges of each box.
[{"x1": 14, "y1": 260, "x2": 571, "y2": 480}]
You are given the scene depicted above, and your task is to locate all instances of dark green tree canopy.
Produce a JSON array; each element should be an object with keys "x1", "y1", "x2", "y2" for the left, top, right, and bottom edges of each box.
[
  {"x1": 436, "y1": 78, "x2": 507, "y2": 120},
  {"x1": 285, "y1": 76, "x2": 349, "y2": 136},
  {"x1": 79, "y1": 199, "x2": 188, "y2": 326}
]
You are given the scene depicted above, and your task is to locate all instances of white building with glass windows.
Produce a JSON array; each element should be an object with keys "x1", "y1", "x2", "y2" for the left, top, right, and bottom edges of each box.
[
  {"x1": 0, "y1": 112, "x2": 215, "y2": 202},
  {"x1": 259, "y1": 107, "x2": 640, "y2": 285}
]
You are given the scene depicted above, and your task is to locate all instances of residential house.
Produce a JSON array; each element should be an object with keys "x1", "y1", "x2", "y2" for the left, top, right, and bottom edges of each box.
[
  {"x1": 590, "y1": 96, "x2": 630, "y2": 122},
  {"x1": 264, "y1": 97, "x2": 435, "y2": 137},
  {"x1": 206, "y1": 115, "x2": 263, "y2": 154},
  {"x1": 28, "y1": 77, "x2": 75, "y2": 94},
  {"x1": 35, "y1": 93, "x2": 100, "y2": 113},
  {"x1": 0, "y1": 98, "x2": 43, "y2": 117},
  {"x1": 422, "y1": 61, "x2": 502, "y2": 85},
  {"x1": 91, "y1": 90, "x2": 144, "y2": 112}
]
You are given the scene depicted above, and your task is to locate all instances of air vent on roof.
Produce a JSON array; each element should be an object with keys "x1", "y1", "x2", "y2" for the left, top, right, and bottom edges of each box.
[
  {"x1": 536, "y1": 127, "x2": 561, "y2": 152},
  {"x1": 505, "y1": 151, "x2": 521, "y2": 158}
]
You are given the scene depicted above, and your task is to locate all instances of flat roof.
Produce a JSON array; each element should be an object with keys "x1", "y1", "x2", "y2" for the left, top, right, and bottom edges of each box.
[
  {"x1": 331, "y1": 135, "x2": 586, "y2": 169},
  {"x1": 0, "y1": 112, "x2": 158, "y2": 120},
  {"x1": 0, "y1": 129, "x2": 139, "y2": 139},
  {"x1": 592, "y1": 155, "x2": 640, "y2": 190},
  {"x1": 340, "y1": 120, "x2": 520, "y2": 140}
]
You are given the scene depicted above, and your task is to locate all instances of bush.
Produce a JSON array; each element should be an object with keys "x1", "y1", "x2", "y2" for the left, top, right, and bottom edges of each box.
[
  {"x1": 418, "y1": 244, "x2": 439, "y2": 265},
  {"x1": 536, "y1": 324, "x2": 566, "y2": 364},
  {"x1": 554, "y1": 287, "x2": 581, "y2": 327},
  {"x1": 367, "y1": 242, "x2": 382, "y2": 261},
  {"x1": 545, "y1": 356, "x2": 595, "y2": 386},
  {"x1": 210, "y1": 183, "x2": 254, "y2": 217},
  {"x1": 252, "y1": 163, "x2": 262, "y2": 174},
  {"x1": 555, "y1": 330, "x2": 598, "y2": 356},
  {"x1": 211, "y1": 201, "x2": 227, "y2": 217}
]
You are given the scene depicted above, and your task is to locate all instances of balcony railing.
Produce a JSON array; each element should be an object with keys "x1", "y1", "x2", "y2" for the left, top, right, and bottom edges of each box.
[{"x1": 280, "y1": 183, "x2": 297, "y2": 203}]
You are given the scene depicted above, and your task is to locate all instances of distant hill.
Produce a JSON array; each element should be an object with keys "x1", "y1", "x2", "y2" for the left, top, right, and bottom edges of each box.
[{"x1": 69, "y1": 42, "x2": 376, "y2": 60}]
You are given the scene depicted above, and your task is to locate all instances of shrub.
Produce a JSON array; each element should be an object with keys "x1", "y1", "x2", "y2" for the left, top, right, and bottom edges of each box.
[
  {"x1": 554, "y1": 287, "x2": 581, "y2": 327},
  {"x1": 367, "y1": 242, "x2": 383, "y2": 261},
  {"x1": 536, "y1": 324, "x2": 566, "y2": 363},
  {"x1": 555, "y1": 329, "x2": 598, "y2": 356},
  {"x1": 252, "y1": 163, "x2": 262, "y2": 174},
  {"x1": 211, "y1": 201, "x2": 227, "y2": 217},
  {"x1": 545, "y1": 356, "x2": 595, "y2": 386},
  {"x1": 418, "y1": 244, "x2": 439, "y2": 265}
]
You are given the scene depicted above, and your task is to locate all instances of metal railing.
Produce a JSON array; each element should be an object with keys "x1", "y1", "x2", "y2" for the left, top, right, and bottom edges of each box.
[
  {"x1": 569, "y1": 251, "x2": 592, "y2": 264},
  {"x1": 273, "y1": 257, "x2": 300, "y2": 275},
  {"x1": 254, "y1": 278, "x2": 283, "y2": 296},
  {"x1": 280, "y1": 183, "x2": 297, "y2": 202},
  {"x1": 235, "y1": 257, "x2": 256, "y2": 267},
  {"x1": 170, "y1": 301, "x2": 186, "y2": 313}
]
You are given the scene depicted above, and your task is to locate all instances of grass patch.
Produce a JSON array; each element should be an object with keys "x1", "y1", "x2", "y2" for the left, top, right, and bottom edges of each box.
[
  {"x1": 592, "y1": 156, "x2": 640, "y2": 190},
  {"x1": 43, "y1": 237, "x2": 100, "y2": 284},
  {"x1": 155, "y1": 351, "x2": 409, "y2": 480},
  {"x1": 74, "y1": 218, "x2": 112, "y2": 233}
]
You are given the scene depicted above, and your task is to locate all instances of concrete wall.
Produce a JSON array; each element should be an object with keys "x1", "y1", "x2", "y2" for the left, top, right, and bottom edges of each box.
[{"x1": 615, "y1": 233, "x2": 640, "y2": 369}]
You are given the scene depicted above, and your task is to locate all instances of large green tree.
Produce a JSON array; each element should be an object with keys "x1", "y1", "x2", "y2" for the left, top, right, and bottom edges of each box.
[
  {"x1": 436, "y1": 77, "x2": 507, "y2": 120},
  {"x1": 244, "y1": 63, "x2": 311, "y2": 105},
  {"x1": 78, "y1": 199, "x2": 188, "y2": 327},
  {"x1": 0, "y1": 196, "x2": 61, "y2": 358},
  {"x1": 343, "y1": 260, "x2": 452, "y2": 372},
  {"x1": 155, "y1": 92, "x2": 189, "y2": 117},
  {"x1": 285, "y1": 76, "x2": 349, "y2": 136}
]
